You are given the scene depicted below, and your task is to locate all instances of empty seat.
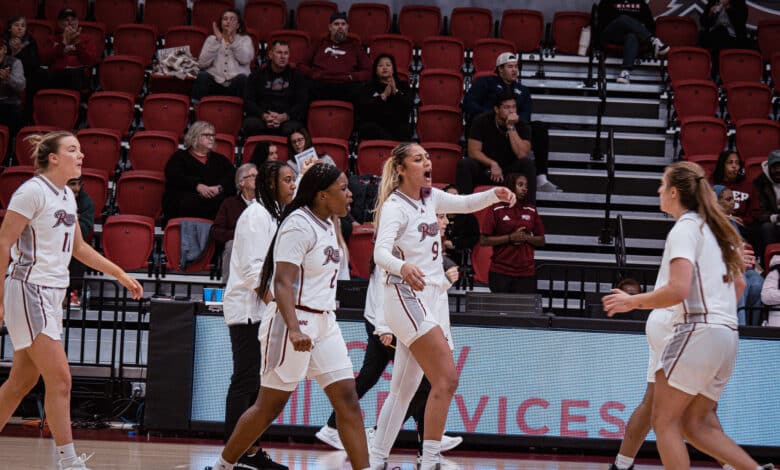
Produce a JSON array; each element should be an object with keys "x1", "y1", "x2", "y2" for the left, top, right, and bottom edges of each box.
[
  {"x1": 725, "y1": 82, "x2": 771, "y2": 123},
  {"x1": 552, "y1": 12, "x2": 590, "y2": 55},
  {"x1": 244, "y1": 0, "x2": 288, "y2": 44},
  {"x1": 87, "y1": 91, "x2": 135, "y2": 136},
  {"x1": 113, "y1": 24, "x2": 158, "y2": 67},
  {"x1": 472, "y1": 38, "x2": 515, "y2": 75},
  {"x1": 0, "y1": 166, "x2": 35, "y2": 208},
  {"x1": 214, "y1": 133, "x2": 236, "y2": 163},
  {"x1": 655, "y1": 16, "x2": 698, "y2": 47},
  {"x1": 418, "y1": 69, "x2": 463, "y2": 107},
  {"x1": 0, "y1": 0, "x2": 38, "y2": 21},
  {"x1": 116, "y1": 170, "x2": 166, "y2": 218},
  {"x1": 44, "y1": 0, "x2": 88, "y2": 20},
  {"x1": 735, "y1": 119, "x2": 780, "y2": 159},
  {"x1": 685, "y1": 154, "x2": 719, "y2": 179},
  {"x1": 242, "y1": 135, "x2": 289, "y2": 164},
  {"x1": 719, "y1": 49, "x2": 763, "y2": 86},
  {"x1": 307, "y1": 100, "x2": 354, "y2": 140},
  {"x1": 398, "y1": 5, "x2": 442, "y2": 48},
  {"x1": 102, "y1": 215, "x2": 156, "y2": 271},
  {"x1": 94, "y1": 0, "x2": 139, "y2": 34},
  {"x1": 470, "y1": 242, "x2": 492, "y2": 285},
  {"x1": 192, "y1": 0, "x2": 235, "y2": 31},
  {"x1": 295, "y1": 1, "x2": 338, "y2": 40},
  {"x1": 758, "y1": 19, "x2": 780, "y2": 62},
  {"x1": 268, "y1": 30, "x2": 311, "y2": 66},
  {"x1": 666, "y1": 47, "x2": 712, "y2": 82},
  {"x1": 143, "y1": 0, "x2": 188, "y2": 36},
  {"x1": 348, "y1": 224, "x2": 375, "y2": 278},
  {"x1": 348, "y1": 3, "x2": 391, "y2": 45},
  {"x1": 76, "y1": 128, "x2": 122, "y2": 176},
  {"x1": 33, "y1": 89, "x2": 81, "y2": 129},
  {"x1": 195, "y1": 96, "x2": 244, "y2": 137},
  {"x1": 142, "y1": 94, "x2": 191, "y2": 136},
  {"x1": 163, "y1": 217, "x2": 216, "y2": 272},
  {"x1": 128, "y1": 131, "x2": 179, "y2": 172},
  {"x1": 369, "y1": 34, "x2": 414, "y2": 77},
  {"x1": 100, "y1": 55, "x2": 146, "y2": 96},
  {"x1": 449, "y1": 7, "x2": 493, "y2": 50},
  {"x1": 421, "y1": 36, "x2": 464, "y2": 71},
  {"x1": 80, "y1": 169, "x2": 110, "y2": 219},
  {"x1": 501, "y1": 9, "x2": 544, "y2": 52},
  {"x1": 78, "y1": 21, "x2": 108, "y2": 59},
  {"x1": 680, "y1": 116, "x2": 728, "y2": 157},
  {"x1": 312, "y1": 137, "x2": 349, "y2": 171},
  {"x1": 25, "y1": 21, "x2": 55, "y2": 52},
  {"x1": 423, "y1": 142, "x2": 461, "y2": 184},
  {"x1": 357, "y1": 140, "x2": 397, "y2": 175},
  {"x1": 671, "y1": 80, "x2": 718, "y2": 122},
  {"x1": 165, "y1": 26, "x2": 210, "y2": 59},
  {"x1": 14, "y1": 126, "x2": 59, "y2": 166},
  {"x1": 417, "y1": 106, "x2": 463, "y2": 144}
]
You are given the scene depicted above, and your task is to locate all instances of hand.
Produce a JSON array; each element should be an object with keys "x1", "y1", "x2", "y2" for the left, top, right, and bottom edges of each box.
[
  {"x1": 289, "y1": 330, "x2": 313, "y2": 351},
  {"x1": 445, "y1": 265, "x2": 459, "y2": 283},
  {"x1": 493, "y1": 186, "x2": 516, "y2": 206},
  {"x1": 212, "y1": 22, "x2": 223, "y2": 42},
  {"x1": 0, "y1": 68, "x2": 9, "y2": 81},
  {"x1": 117, "y1": 273, "x2": 144, "y2": 300},
  {"x1": 506, "y1": 112, "x2": 519, "y2": 127},
  {"x1": 508, "y1": 227, "x2": 526, "y2": 244},
  {"x1": 489, "y1": 161, "x2": 504, "y2": 183},
  {"x1": 9, "y1": 37, "x2": 21, "y2": 54},
  {"x1": 196, "y1": 184, "x2": 219, "y2": 198},
  {"x1": 379, "y1": 333, "x2": 393, "y2": 347},
  {"x1": 388, "y1": 77, "x2": 397, "y2": 94},
  {"x1": 443, "y1": 239, "x2": 454, "y2": 250},
  {"x1": 400, "y1": 262, "x2": 426, "y2": 291},
  {"x1": 276, "y1": 112, "x2": 289, "y2": 123},
  {"x1": 381, "y1": 82, "x2": 393, "y2": 100},
  {"x1": 602, "y1": 289, "x2": 636, "y2": 317},
  {"x1": 742, "y1": 243, "x2": 755, "y2": 270},
  {"x1": 301, "y1": 157, "x2": 318, "y2": 174}
]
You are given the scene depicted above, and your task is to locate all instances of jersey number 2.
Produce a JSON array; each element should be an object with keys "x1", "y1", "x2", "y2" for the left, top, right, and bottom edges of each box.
[{"x1": 330, "y1": 270, "x2": 338, "y2": 289}]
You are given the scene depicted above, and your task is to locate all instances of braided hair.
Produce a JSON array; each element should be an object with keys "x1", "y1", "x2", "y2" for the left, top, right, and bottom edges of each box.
[{"x1": 254, "y1": 160, "x2": 290, "y2": 220}]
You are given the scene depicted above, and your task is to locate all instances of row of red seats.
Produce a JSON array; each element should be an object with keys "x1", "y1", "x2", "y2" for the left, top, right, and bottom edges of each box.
[
  {"x1": 680, "y1": 117, "x2": 780, "y2": 161},
  {"x1": 668, "y1": 47, "x2": 780, "y2": 89},
  {"x1": 673, "y1": 80, "x2": 774, "y2": 124}
]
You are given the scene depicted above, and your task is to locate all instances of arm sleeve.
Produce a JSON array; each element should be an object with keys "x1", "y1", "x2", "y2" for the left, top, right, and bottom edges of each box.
[
  {"x1": 7, "y1": 183, "x2": 44, "y2": 221},
  {"x1": 243, "y1": 70, "x2": 263, "y2": 116},
  {"x1": 210, "y1": 199, "x2": 233, "y2": 243},
  {"x1": 289, "y1": 70, "x2": 309, "y2": 121},
  {"x1": 353, "y1": 47, "x2": 372, "y2": 81},
  {"x1": 461, "y1": 79, "x2": 490, "y2": 116},
  {"x1": 433, "y1": 187, "x2": 500, "y2": 215},
  {"x1": 77, "y1": 193, "x2": 94, "y2": 236},
  {"x1": 274, "y1": 218, "x2": 314, "y2": 266},
  {"x1": 665, "y1": 219, "x2": 700, "y2": 266},
  {"x1": 231, "y1": 35, "x2": 254, "y2": 65},
  {"x1": 533, "y1": 210, "x2": 545, "y2": 236},
  {"x1": 234, "y1": 208, "x2": 277, "y2": 281},
  {"x1": 198, "y1": 36, "x2": 220, "y2": 68},
  {"x1": 639, "y1": 3, "x2": 656, "y2": 33},
  {"x1": 468, "y1": 114, "x2": 485, "y2": 141},
  {"x1": 518, "y1": 87, "x2": 533, "y2": 122},
  {"x1": 39, "y1": 35, "x2": 62, "y2": 65},
  {"x1": 165, "y1": 152, "x2": 202, "y2": 190},
  {"x1": 74, "y1": 34, "x2": 97, "y2": 67},
  {"x1": 9, "y1": 60, "x2": 25, "y2": 92},
  {"x1": 373, "y1": 202, "x2": 406, "y2": 276},
  {"x1": 218, "y1": 158, "x2": 236, "y2": 196},
  {"x1": 516, "y1": 121, "x2": 532, "y2": 140},
  {"x1": 761, "y1": 269, "x2": 780, "y2": 305}
]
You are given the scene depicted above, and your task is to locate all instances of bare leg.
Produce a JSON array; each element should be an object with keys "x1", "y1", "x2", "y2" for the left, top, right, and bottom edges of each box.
[
  {"x1": 0, "y1": 349, "x2": 41, "y2": 430},
  {"x1": 25, "y1": 335, "x2": 74, "y2": 446},
  {"x1": 617, "y1": 382, "x2": 654, "y2": 458},
  {"x1": 323, "y1": 378, "x2": 369, "y2": 469},
  {"x1": 651, "y1": 370, "x2": 696, "y2": 469},
  {"x1": 220, "y1": 386, "x2": 291, "y2": 464}
]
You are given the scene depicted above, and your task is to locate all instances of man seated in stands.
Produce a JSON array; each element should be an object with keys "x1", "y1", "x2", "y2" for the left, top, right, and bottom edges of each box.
[
  {"x1": 298, "y1": 12, "x2": 371, "y2": 101},
  {"x1": 66, "y1": 176, "x2": 94, "y2": 307},
  {"x1": 243, "y1": 40, "x2": 308, "y2": 137},
  {"x1": 456, "y1": 90, "x2": 535, "y2": 197},
  {"x1": 211, "y1": 163, "x2": 257, "y2": 284},
  {"x1": 40, "y1": 8, "x2": 97, "y2": 92},
  {"x1": 462, "y1": 53, "x2": 561, "y2": 193},
  {"x1": 752, "y1": 149, "x2": 780, "y2": 263}
]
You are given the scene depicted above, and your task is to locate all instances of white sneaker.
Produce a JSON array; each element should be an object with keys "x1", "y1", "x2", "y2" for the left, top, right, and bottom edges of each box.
[
  {"x1": 315, "y1": 425, "x2": 344, "y2": 450},
  {"x1": 651, "y1": 37, "x2": 670, "y2": 57},
  {"x1": 616, "y1": 70, "x2": 631, "y2": 84},
  {"x1": 58, "y1": 453, "x2": 94, "y2": 470},
  {"x1": 537, "y1": 181, "x2": 563, "y2": 192}
]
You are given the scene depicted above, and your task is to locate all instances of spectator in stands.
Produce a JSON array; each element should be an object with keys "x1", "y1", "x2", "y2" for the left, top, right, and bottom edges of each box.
[
  {"x1": 457, "y1": 90, "x2": 535, "y2": 197},
  {"x1": 761, "y1": 253, "x2": 780, "y2": 327},
  {"x1": 712, "y1": 150, "x2": 751, "y2": 224},
  {"x1": 288, "y1": 127, "x2": 336, "y2": 173},
  {"x1": 0, "y1": 38, "x2": 25, "y2": 136},
  {"x1": 163, "y1": 121, "x2": 236, "y2": 222},
  {"x1": 4, "y1": 16, "x2": 41, "y2": 122},
  {"x1": 700, "y1": 0, "x2": 748, "y2": 77},
  {"x1": 40, "y1": 8, "x2": 97, "y2": 92},
  {"x1": 479, "y1": 173, "x2": 545, "y2": 294},
  {"x1": 243, "y1": 40, "x2": 308, "y2": 137},
  {"x1": 462, "y1": 53, "x2": 561, "y2": 193},
  {"x1": 441, "y1": 184, "x2": 480, "y2": 264},
  {"x1": 355, "y1": 53, "x2": 413, "y2": 142},
  {"x1": 212, "y1": 163, "x2": 258, "y2": 284},
  {"x1": 249, "y1": 141, "x2": 280, "y2": 167},
  {"x1": 193, "y1": 9, "x2": 253, "y2": 102},
  {"x1": 752, "y1": 149, "x2": 780, "y2": 263},
  {"x1": 299, "y1": 12, "x2": 371, "y2": 101},
  {"x1": 597, "y1": 0, "x2": 669, "y2": 84},
  {"x1": 66, "y1": 176, "x2": 94, "y2": 307}
]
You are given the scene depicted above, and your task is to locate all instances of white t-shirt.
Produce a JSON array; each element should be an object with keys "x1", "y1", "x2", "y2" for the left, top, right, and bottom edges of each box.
[
  {"x1": 271, "y1": 207, "x2": 341, "y2": 312},
  {"x1": 658, "y1": 212, "x2": 738, "y2": 328},
  {"x1": 8, "y1": 175, "x2": 78, "y2": 288}
]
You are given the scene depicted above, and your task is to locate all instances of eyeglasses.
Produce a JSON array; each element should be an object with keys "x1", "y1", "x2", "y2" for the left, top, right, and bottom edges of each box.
[
  {"x1": 242, "y1": 173, "x2": 258, "y2": 180},
  {"x1": 201, "y1": 133, "x2": 216, "y2": 138},
  {"x1": 292, "y1": 137, "x2": 306, "y2": 144}
]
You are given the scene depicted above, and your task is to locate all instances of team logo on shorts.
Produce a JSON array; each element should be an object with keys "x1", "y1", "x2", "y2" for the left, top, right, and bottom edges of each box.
[
  {"x1": 52, "y1": 210, "x2": 77, "y2": 228},
  {"x1": 323, "y1": 246, "x2": 341, "y2": 265},
  {"x1": 417, "y1": 222, "x2": 439, "y2": 241}
]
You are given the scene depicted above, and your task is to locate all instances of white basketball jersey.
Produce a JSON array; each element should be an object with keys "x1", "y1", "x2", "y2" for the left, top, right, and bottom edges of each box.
[
  {"x1": 7, "y1": 175, "x2": 78, "y2": 288},
  {"x1": 272, "y1": 207, "x2": 341, "y2": 311}
]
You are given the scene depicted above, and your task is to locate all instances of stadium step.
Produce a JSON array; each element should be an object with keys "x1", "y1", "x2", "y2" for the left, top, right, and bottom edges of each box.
[
  {"x1": 538, "y1": 206, "x2": 672, "y2": 240},
  {"x1": 534, "y1": 94, "x2": 661, "y2": 120},
  {"x1": 548, "y1": 151, "x2": 670, "y2": 171},
  {"x1": 547, "y1": 167, "x2": 663, "y2": 196},
  {"x1": 548, "y1": 128, "x2": 667, "y2": 156}
]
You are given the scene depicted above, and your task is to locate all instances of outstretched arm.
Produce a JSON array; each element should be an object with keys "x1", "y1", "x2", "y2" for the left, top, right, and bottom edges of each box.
[{"x1": 72, "y1": 223, "x2": 143, "y2": 299}]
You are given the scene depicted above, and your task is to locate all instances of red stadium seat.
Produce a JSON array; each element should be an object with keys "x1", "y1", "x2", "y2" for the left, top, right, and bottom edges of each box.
[
  {"x1": 348, "y1": 3, "x2": 391, "y2": 45},
  {"x1": 102, "y1": 215, "x2": 156, "y2": 271},
  {"x1": 116, "y1": 170, "x2": 166, "y2": 218},
  {"x1": 655, "y1": 16, "x2": 698, "y2": 47},
  {"x1": 312, "y1": 137, "x2": 349, "y2": 171},
  {"x1": 87, "y1": 91, "x2": 135, "y2": 136},
  {"x1": 725, "y1": 82, "x2": 771, "y2": 123},
  {"x1": 165, "y1": 26, "x2": 209, "y2": 59},
  {"x1": 357, "y1": 140, "x2": 397, "y2": 175},
  {"x1": 33, "y1": 89, "x2": 80, "y2": 129},
  {"x1": 14, "y1": 126, "x2": 59, "y2": 166},
  {"x1": 25, "y1": 21, "x2": 55, "y2": 52},
  {"x1": 128, "y1": 131, "x2": 179, "y2": 172},
  {"x1": 214, "y1": 133, "x2": 236, "y2": 163},
  {"x1": 450, "y1": 7, "x2": 493, "y2": 50},
  {"x1": 244, "y1": 0, "x2": 288, "y2": 43},
  {"x1": 369, "y1": 34, "x2": 414, "y2": 77},
  {"x1": 94, "y1": 0, "x2": 139, "y2": 34},
  {"x1": 148, "y1": 75, "x2": 196, "y2": 95},
  {"x1": 398, "y1": 5, "x2": 442, "y2": 49},
  {"x1": 143, "y1": 0, "x2": 188, "y2": 36},
  {"x1": 78, "y1": 21, "x2": 108, "y2": 59},
  {"x1": 772, "y1": 53, "x2": 780, "y2": 96},
  {"x1": 113, "y1": 24, "x2": 158, "y2": 67},
  {"x1": 671, "y1": 80, "x2": 718, "y2": 121},
  {"x1": 295, "y1": 1, "x2": 338, "y2": 41},
  {"x1": 192, "y1": 0, "x2": 234, "y2": 31},
  {"x1": 44, "y1": 0, "x2": 88, "y2": 21},
  {"x1": 80, "y1": 168, "x2": 109, "y2": 219},
  {"x1": 423, "y1": 142, "x2": 461, "y2": 185},
  {"x1": 764, "y1": 243, "x2": 780, "y2": 273},
  {"x1": 552, "y1": 12, "x2": 590, "y2": 55},
  {"x1": 163, "y1": 217, "x2": 216, "y2": 272},
  {"x1": 417, "y1": 105, "x2": 463, "y2": 144},
  {"x1": 421, "y1": 36, "x2": 464, "y2": 71},
  {"x1": 0, "y1": 166, "x2": 35, "y2": 208},
  {"x1": 719, "y1": 49, "x2": 763, "y2": 86},
  {"x1": 242, "y1": 135, "x2": 288, "y2": 164},
  {"x1": 501, "y1": 9, "x2": 544, "y2": 52},
  {"x1": 100, "y1": 55, "x2": 146, "y2": 96},
  {"x1": 0, "y1": 1, "x2": 37, "y2": 22},
  {"x1": 758, "y1": 20, "x2": 780, "y2": 62},
  {"x1": 735, "y1": 119, "x2": 780, "y2": 160},
  {"x1": 269, "y1": 30, "x2": 311, "y2": 66},
  {"x1": 195, "y1": 96, "x2": 244, "y2": 137},
  {"x1": 0, "y1": 125, "x2": 8, "y2": 164},
  {"x1": 685, "y1": 154, "x2": 718, "y2": 179},
  {"x1": 680, "y1": 116, "x2": 728, "y2": 157},
  {"x1": 307, "y1": 100, "x2": 354, "y2": 140},
  {"x1": 76, "y1": 128, "x2": 122, "y2": 176},
  {"x1": 348, "y1": 224, "x2": 375, "y2": 279},
  {"x1": 666, "y1": 47, "x2": 712, "y2": 82},
  {"x1": 470, "y1": 243, "x2": 492, "y2": 285},
  {"x1": 142, "y1": 94, "x2": 191, "y2": 136},
  {"x1": 418, "y1": 69, "x2": 463, "y2": 107},
  {"x1": 472, "y1": 38, "x2": 515, "y2": 75}
]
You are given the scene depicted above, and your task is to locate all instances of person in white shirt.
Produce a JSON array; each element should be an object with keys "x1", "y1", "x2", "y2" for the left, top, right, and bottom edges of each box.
[
  {"x1": 369, "y1": 143, "x2": 515, "y2": 470},
  {"x1": 218, "y1": 160, "x2": 295, "y2": 470},
  {"x1": 0, "y1": 131, "x2": 143, "y2": 470},
  {"x1": 212, "y1": 163, "x2": 371, "y2": 470},
  {"x1": 604, "y1": 161, "x2": 773, "y2": 470}
]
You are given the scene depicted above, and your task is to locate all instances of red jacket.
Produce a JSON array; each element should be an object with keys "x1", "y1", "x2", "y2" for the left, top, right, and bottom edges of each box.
[
  {"x1": 299, "y1": 36, "x2": 371, "y2": 83},
  {"x1": 41, "y1": 28, "x2": 98, "y2": 71}
]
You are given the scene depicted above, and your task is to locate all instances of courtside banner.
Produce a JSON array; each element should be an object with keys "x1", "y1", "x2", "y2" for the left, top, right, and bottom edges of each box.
[{"x1": 192, "y1": 317, "x2": 780, "y2": 447}]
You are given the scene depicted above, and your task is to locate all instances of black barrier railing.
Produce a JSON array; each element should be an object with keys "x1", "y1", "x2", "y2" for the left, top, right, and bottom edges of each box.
[
  {"x1": 591, "y1": 53, "x2": 608, "y2": 161},
  {"x1": 599, "y1": 128, "x2": 616, "y2": 244},
  {"x1": 614, "y1": 214, "x2": 627, "y2": 270},
  {"x1": 583, "y1": 3, "x2": 599, "y2": 88}
]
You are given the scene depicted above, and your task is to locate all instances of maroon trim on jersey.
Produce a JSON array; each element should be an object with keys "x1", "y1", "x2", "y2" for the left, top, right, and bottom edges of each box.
[
  {"x1": 25, "y1": 227, "x2": 37, "y2": 282},
  {"x1": 297, "y1": 266, "x2": 305, "y2": 305},
  {"x1": 296, "y1": 305, "x2": 325, "y2": 314},
  {"x1": 36, "y1": 175, "x2": 60, "y2": 196},
  {"x1": 278, "y1": 328, "x2": 290, "y2": 367},
  {"x1": 666, "y1": 323, "x2": 696, "y2": 380},
  {"x1": 20, "y1": 282, "x2": 35, "y2": 344},
  {"x1": 301, "y1": 207, "x2": 329, "y2": 231},
  {"x1": 695, "y1": 262, "x2": 709, "y2": 323},
  {"x1": 262, "y1": 314, "x2": 274, "y2": 373},
  {"x1": 393, "y1": 284, "x2": 419, "y2": 331},
  {"x1": 393, "y1": 190, "x2": 419, "y2": 210},
  {"x1": 36, "y1": 286, "x2": 47, "y2": 329}
]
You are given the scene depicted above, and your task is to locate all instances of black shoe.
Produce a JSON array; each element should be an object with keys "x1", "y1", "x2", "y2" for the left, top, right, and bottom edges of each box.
[
  {"x1": 608, "y1": 465, "x2": 634, "y2": 470},
  {"x1": 236, "y1": 450, "x2": 289, "y2": 470}
]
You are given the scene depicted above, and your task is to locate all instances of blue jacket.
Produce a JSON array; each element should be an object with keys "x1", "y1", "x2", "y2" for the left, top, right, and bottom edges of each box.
[{"x1": 462, "y1": 75, "x2": 533, "y2": 123}]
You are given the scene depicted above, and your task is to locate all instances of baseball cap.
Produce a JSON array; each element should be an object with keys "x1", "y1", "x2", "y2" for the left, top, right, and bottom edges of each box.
[
  {"x1": 329, "y1": 12, "x2": 347, "y2": 23},
  {"x1": 58, "y1": 8, "x2": 78, "y2": 21},
  {"x1": 769, "y1": 149, "x2": 780, "y2": 167},
  {"x1": 495, "y1": 52, "x2": 518, "y2": 68}
]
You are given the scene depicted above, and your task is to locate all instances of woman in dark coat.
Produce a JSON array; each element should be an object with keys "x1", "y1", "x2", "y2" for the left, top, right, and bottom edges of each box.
[{"x1": 355, "y1": 53, "x2": 414, "y2": 142}]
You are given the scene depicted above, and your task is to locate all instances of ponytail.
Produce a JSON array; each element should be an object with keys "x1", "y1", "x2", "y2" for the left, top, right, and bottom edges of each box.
[
  {"x1": 26, "y1": 131, "x2": 74, "y2": 172},
  {"x1": 373, "y1": 142, "x2": 417, "y2": 226}
]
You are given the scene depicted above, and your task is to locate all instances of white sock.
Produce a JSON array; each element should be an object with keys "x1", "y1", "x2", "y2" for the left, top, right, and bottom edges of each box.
[
  {"x1": 57, "y1": 443, "x2": 78, "y2": 463},
  {"x1": 722, "y1": 465, "x2": 736, "y2": 470},
  {"x1": 537, "y1": 174, "x2": 548, "y2": 185},
  {"x1": 213, "y1": 455, "x2": 234, "y2": 470},
  {"x1": 420, "y1": 440, "x2": 442, "y2": 469},
  {"x1": 615, "y1": 454, "x2": 634, "y2": 469}
]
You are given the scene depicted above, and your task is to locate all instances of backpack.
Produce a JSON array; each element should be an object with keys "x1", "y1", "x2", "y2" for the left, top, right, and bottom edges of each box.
[{"x1": 348, "y1": 174, "x2": 379, "y2": 224}]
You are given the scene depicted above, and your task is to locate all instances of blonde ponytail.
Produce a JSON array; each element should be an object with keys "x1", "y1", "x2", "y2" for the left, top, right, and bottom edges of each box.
[
  {"x1": 373, "y1": 142, "x2": 417, "y2": 225},
  {"x1": 25, "y1": 131, "x2": 74, "y2": 172}
]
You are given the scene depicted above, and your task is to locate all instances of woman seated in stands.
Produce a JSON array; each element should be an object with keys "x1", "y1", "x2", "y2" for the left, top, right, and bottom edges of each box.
[
  {"x1": 355, "y1": 53, "x2": 413, "y2": 142},
  {"x1": 212, "y1": 163, "x2": 258, "y2": 283},
  {"x1": 712, "y1": 150, "x2": 751, "y2": 225},
  {"x1": 0, "y1": 38, "x2": 25, "y2": 137},
  {"x1": 4, "y1": 16, "x2": 41, "y2": 122},
  {"x1": 249, "y1": 141, "x2": 280, "y2": 167},
  {"x1": 193, "y1": 8, "x2": 253, "y2": 101},
  {"x1": 700, "y1": 0, "x2": 748, "y2": 77},
  {"x1": 163, "y1": 121, "x2": 235, "y2": 222},
  {"x1": 479, "y1": 173, "x2": 545, "y2": 293}
]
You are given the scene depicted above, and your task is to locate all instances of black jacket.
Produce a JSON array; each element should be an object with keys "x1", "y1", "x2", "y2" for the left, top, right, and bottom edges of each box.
[
  {"x1": 598, "y1": 0, "x2": 656, "y2": 34},
  {"x1": 244, "y1": 64, "x2": 309, "y2": 122},
  {"x1": 753, "y1": 170, "x2": 778, "y2": 224},
  {"x1": 356, "y1": 79, "x2": 414, "y2": 139}
]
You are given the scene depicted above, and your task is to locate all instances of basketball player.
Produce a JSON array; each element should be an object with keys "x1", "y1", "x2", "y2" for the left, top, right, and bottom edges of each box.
[
  {"x1": 369, "y1": 143, "x2": 515, "y2": 469},
  {"x1": 604, "y1": 162, "x2": 774, "y2": 470},
  {"x1": 0, "y1": 132, "x2": 144, "y2": 470},
  {"x1": 211, "y1": 163, "x2": 371, "y2": 470}
]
